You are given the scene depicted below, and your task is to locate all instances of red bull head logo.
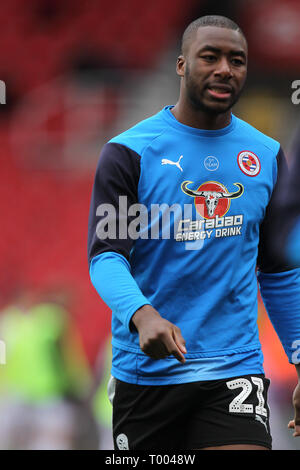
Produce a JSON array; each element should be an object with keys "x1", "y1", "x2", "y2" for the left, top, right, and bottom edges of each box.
[{"x1": 181, "y1": 181, "x2": 244, "y2": 219}]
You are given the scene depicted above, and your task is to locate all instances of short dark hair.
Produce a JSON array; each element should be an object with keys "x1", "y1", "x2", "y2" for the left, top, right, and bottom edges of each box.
[{"x1": 181, "y1": 15, "x2": 247, "y2": 55}]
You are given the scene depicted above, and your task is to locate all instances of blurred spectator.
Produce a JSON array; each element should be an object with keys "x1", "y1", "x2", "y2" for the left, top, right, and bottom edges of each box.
[
  {"x1": 90, "y1": 336, "x2": 114, "y2": 450},
  {"x1": 0, "y1": 287, "x2": 100, "y2": 450}
]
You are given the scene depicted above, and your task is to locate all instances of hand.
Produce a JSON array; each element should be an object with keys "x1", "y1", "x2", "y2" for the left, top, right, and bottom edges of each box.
[
  {"x1": 131, "y1": 305, "x2": 187, "y2": 364},
  {"x1": 288, "y1": 381, "x2": 300, "y2": 437}
]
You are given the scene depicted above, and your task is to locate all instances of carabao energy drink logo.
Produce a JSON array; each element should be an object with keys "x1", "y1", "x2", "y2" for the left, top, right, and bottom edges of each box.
[{"x1": 176, "y1": 181, "x2": 244, "y2": 242}]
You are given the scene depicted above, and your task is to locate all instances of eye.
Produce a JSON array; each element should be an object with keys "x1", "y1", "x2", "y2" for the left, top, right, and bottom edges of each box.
[
  {"x1": 201, "y1": 55, "x2": 217, "y2": 62},
  {"x1": 231, "y1": 58, "x2": 245, "y2": 66}
]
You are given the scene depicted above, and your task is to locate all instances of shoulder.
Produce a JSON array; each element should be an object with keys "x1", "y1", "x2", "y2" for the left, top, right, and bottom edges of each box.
[
  {"x1": 108, "y1": 109, "x2": 168, "y2": 156},
  {"x1": 234, "y1": 115, "x2": 281, "y2": 155}
]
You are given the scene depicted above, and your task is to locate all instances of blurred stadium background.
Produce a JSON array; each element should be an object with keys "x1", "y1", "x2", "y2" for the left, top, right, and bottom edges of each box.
[{"x1": 0, "y1": 0, "x2": 299, "y2": 450}]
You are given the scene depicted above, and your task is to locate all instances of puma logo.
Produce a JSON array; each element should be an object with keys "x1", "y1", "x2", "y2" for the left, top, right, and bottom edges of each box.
[
  {"x1": 161, "y1": 155, "x2": 183, "y2": 172},
  {"x1": 255, "y1": 415, "x2": 269, "y2": 433}
]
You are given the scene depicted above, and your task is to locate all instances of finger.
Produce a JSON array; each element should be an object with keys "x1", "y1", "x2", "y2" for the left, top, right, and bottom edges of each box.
[
  {"x1": 173, "y1": 328, "x2": 187, "y2": 355},
  {"x1": 287, "y1": 420, "x2": 300, "y2": 436},
  {"x1": 294, "y1": 412, "x2": 300, "y2": 427},
  {"x1": 171, "y1": 348, "x2": 186, "y2": 364},
  {"x1": 293, "y1": 425, "x2": 300, "y2": 437},
  {"x1": 164, "y1": 335, "x2": 186, "y2": 364}
]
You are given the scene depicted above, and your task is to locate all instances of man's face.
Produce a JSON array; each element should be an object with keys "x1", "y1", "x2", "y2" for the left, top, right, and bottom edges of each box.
[{"x1": 178, "y1": 26, "x2": 248, "y2": 114}]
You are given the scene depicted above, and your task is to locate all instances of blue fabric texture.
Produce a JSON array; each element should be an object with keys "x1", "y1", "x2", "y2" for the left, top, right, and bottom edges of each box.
[{"x1": 286, "y1": 218, "x2": 300, "y2": 266}]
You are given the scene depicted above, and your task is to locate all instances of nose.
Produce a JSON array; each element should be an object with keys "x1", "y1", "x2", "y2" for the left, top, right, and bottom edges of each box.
[{"x1": 214, "y1": 57, "x2": 233, "y2": 79}]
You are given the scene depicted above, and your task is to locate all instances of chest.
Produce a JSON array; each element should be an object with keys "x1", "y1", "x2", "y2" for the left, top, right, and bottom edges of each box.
[{"x1": 138, "y1": 137, "x2": 274, "y2": 226}]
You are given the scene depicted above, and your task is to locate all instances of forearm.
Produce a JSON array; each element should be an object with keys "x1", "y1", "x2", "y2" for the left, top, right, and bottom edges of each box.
[
  {"x1": 90, "y1": 257, "x2": 186, "y2": 363},
  {"x1": 257, "y1": 268, "x2": 300, "y2": 363},
  {"x1": 89, "y1": 251, "x2": 152, "y2": 331}
]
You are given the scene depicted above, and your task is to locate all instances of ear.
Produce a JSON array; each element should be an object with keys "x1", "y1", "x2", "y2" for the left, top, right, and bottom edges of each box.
[{"x1": 176, "y1": 55, "x2": 185, "y2": 77}]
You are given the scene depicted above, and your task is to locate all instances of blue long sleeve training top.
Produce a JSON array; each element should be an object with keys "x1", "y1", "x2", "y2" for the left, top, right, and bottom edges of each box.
[{"x1": 88, "y1": 106, "x2": 300, "y2": 385}]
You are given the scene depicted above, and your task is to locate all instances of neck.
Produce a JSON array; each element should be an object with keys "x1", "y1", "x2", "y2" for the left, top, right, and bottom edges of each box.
[{"x1": 171, "y1": 99, "x2": 232, "y2": 130}]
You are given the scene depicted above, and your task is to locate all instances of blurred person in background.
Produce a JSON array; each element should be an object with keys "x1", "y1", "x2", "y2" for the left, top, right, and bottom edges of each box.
[
  {"x1": 0, "y1": 286, "x2": 99, "y2": 450},
  {"x1": 88, "y1": 15, "x2": 300, "y2": 450},
  {"x1": 91, "y1": 335, "x2": 114, "y2": 450}
]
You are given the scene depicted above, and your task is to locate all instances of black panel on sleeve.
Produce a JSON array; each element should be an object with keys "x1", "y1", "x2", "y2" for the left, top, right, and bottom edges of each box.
[
  {"x1": 257, "y1": 146, "x2": 293, "y2": 273},
  {"x1": 87, "y1": 143, "x2": 141, "y2": 264},
  {"x1": 279, "y1": 131, "x2": 300, "y2": 230}
]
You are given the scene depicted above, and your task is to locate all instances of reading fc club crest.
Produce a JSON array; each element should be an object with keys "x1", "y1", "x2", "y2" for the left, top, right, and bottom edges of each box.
[{"x1": 238, "y1": 150, "x2": 261, "y2": 177}]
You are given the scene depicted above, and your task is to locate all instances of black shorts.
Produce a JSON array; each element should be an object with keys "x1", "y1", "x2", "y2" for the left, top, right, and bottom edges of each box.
[{"x1": 110, "y1": 374, "x2": 272, "y2": 450}]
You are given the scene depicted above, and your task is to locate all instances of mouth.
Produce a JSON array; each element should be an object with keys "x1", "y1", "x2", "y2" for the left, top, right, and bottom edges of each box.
[{"x1": 206, "y1": 84, "x2": 233, "y2": 100}]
